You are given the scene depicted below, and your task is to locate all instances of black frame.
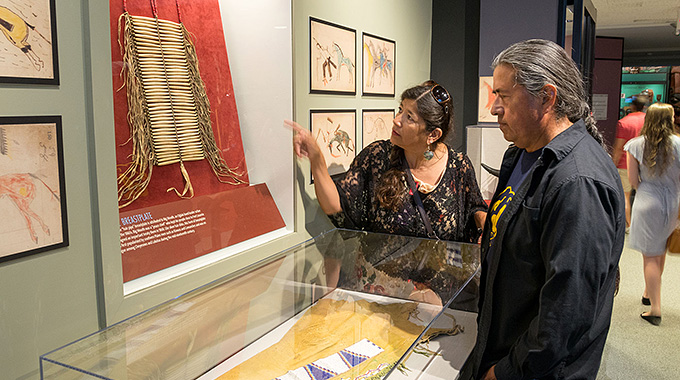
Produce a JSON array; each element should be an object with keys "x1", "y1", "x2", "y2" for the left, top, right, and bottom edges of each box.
[
  {"x1": 0, "y1": 0, "x2": 60, "y2": 85},
  {"x1": 309, "y1": 109, "x2": 357, "y2": 183},
  {"x1": 0, "y1": 115, "x2": 68, "y2": 263},
  {"x1": 361, "y1": 108, "x2": 394, "y2": 148},
  {"x1": 362, "y1": 32, "x2": 396, "y2": 97},
  {"x1": 309, "y1": 17, "x2": 356, "y2": 95}
]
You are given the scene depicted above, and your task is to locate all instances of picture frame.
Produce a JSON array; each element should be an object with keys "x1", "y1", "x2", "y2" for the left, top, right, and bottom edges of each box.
[
  {"x1": 478, "y1": 76, "x2": 497, "y2": 122},
  {"x1": 0, "y1": 0, "x2": 60, "y2": 85},
  {"x1": 0, "y1": 116, "x2": 68, "y2": 263},
  {"x1": 309, "y1": 17, "x2": 356, "y2": 95},
  {"x1": 362, "y1": 109, "x2": 394, "y2": 148},
  {"x1": 310, "y1": 109, "x2": 356, "y2": 180},
  {"x1": 362, "y1": 32, "x2": 395, "y2": 97}
]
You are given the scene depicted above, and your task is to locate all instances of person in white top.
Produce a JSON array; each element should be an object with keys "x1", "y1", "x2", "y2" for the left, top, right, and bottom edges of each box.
[{"x1": 625, "y1": 102, "x2": 680, "y2": 326}]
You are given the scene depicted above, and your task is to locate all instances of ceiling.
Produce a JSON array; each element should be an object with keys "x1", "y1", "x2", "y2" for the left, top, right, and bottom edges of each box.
[{"x1": 590, "y1": 0, "x2": 680, "y2": 64}]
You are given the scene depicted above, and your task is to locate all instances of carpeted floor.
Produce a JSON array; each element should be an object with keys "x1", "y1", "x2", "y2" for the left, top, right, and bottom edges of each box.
[{"x1": 597, "y1": 237, "x2": 680, "y2": 379}]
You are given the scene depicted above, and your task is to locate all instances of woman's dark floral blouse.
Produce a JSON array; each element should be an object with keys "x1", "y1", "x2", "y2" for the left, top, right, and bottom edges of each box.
[{"x1": 328, "y1": 140, "x2": 487, "y2": 243}]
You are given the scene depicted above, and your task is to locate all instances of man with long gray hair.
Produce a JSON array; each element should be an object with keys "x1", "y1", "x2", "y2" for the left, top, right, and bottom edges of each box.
[{"x1": 460, "y1": 39, "x2": 625, "y2": 379}]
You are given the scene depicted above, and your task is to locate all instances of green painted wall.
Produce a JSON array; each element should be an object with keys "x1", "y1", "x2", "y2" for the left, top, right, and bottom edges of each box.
[
  {"x1": 293, "y1": 0, "x2": 433, "y2": 236},
  {"x1": 0, "y1": 2, "x2": 99, "y2": 379}
]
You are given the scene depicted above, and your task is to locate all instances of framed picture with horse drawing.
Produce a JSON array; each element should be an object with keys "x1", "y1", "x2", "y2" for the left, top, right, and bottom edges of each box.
[
  {"x1": 309, "y1": 17, "x2": 356, "y2": 95},
  {"x1": 362, "y1": 32, "x2": 395, "y2": 97},
  {"x1": 362, "y1": 109, "x2": 395, "y2": 148},
  {"x1": 310, "y1": 110, "x2": 356, "y2": 181},
  {"x1": 0, "y1": 116, "x2": 68, "y2": 262},
  {"x1": 0, "y1": 0, "x2": 59, "y2": 84}
]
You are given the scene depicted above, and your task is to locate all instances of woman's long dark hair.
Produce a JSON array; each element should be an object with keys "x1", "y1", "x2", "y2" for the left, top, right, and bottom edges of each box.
[{"x1": 376, "y1": 81, "x2": 454, "y2": 210}]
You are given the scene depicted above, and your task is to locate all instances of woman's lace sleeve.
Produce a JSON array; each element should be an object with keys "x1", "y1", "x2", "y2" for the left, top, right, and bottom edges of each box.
[{"x1": 327, "y1": 141, "x2": 389, "y2": 230}]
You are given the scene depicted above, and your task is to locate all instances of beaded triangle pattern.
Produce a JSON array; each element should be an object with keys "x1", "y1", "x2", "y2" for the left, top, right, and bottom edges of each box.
[
  {"x1": 275, "y1": 339, "x2": 384, "y2": 380},
  {"x1": 219, "y1": 297, "x2": 462, "y2": 380}
]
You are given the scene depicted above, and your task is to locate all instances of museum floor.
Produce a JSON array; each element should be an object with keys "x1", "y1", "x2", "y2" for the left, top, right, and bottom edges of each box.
[{"x1": 597, "y1": 237, "x2": 680, "y2": 379}]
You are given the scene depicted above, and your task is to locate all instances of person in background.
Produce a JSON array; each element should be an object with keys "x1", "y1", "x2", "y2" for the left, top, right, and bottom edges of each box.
[
  {"x1": 460, "y1": 39, "x2": 624, "y2": 380},
  {"x1": 670, "y1": 93, "x2": 680, "y2": 133},
  {"x1": 642, "y1": 89, "x2": 654, "y2": 109},
  {"x1": 611, "y1": 94, "x2": 648, "y2": 231},
  {"x1": 624, "y1": 103, "x2": 680, "y2": 326}
]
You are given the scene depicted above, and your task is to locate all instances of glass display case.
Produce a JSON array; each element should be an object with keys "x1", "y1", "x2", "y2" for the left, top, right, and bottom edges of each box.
[{"x1": 40, "y1": 229, "x2": 480, "y2": 380}]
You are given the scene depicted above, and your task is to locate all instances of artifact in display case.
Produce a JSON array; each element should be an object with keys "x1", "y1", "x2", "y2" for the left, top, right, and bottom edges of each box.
[
  {"x1": 108, "y1": 0, "x2": 286, "y2": 282},
  {"x1": 115, "y1": 0, "x2": 245, "y2": 208},
  {"x1": 40, "y1": 229, "x2": 480, "y2": 379}
]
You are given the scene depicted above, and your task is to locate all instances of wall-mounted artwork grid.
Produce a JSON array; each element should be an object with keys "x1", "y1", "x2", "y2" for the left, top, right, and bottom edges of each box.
[
  {"x1": 362, "y1": 109, "x2": 394, "y2": 148},
  {"x1": 0, "y1": 0, "x2": 59, "y2": 84},
  {"x1": 310, "y1": 110, "x2": 356, "y2": 181},
  {"x1": 0, "y1": 116, "x2": 68, "y2": 262},
  {"x1": 362, "y1": 32, "x2": 394, "y2": 97},
  {"x1": 310, "y1": 17, "x2": 356, "y2": 95}
]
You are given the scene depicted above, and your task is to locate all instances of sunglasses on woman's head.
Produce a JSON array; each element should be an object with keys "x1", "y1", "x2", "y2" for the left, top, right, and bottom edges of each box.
[{"x1": 429, "y1": 84, "x2": 451, "y2": 106}]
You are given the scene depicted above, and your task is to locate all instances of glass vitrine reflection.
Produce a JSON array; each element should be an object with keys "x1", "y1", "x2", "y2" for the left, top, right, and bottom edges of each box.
[{"x1": 41, "y1": 229, "x2": 480, "y2": 380}]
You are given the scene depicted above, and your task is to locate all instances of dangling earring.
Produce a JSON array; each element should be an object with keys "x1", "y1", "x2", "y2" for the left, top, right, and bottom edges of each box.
[{"x1": 423, "y1": 144, "x2": 434, "y2": 160}]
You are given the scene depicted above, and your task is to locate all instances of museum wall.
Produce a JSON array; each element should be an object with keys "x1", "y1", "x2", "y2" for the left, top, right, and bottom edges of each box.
[
  {"x1": 0, "y1": 2, "x2": 99, "y2": 379},
  {"x1": 478, "y1": 0, "x2": 560, "y2": 77},
  {"x1": 293, "y1": 0, "x2": 434, "y2": 238},
  {"x1": 464, "y1": 0, "x2": 561, "y2": 202},
  {"x1": 431, "y1": 0, "x2": 481, "y2": 152},
  {"x1": 592, "y1": 37, "x2": 624, "y2": 149}
]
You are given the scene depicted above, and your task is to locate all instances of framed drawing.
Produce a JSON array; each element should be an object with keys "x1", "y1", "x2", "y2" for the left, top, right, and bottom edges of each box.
[
  {"x1": 0, "y1": 116, "x2": 68, "y2": 263},
  {"x1": 362, "y1": 109, "x2": 394, "y2": 148},
  {"x1": 309, "y1": 17, "x2": 356, "y2": 95},
  {"x1": 362, "y1": 32, "x2": 395, "y2": 97},
  {"x1": 478, "y1": 76, "x2": 497, "y2": 122},
  {"x1": 0, "y1": 0, "x2": 59, "y2": 85},
  {"x1": 310, "y1": 110, "x2": 356, "y2": 179}
]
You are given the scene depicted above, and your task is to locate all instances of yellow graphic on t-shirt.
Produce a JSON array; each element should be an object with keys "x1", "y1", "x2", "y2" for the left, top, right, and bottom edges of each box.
[{"x1": 489, "y1": 186, "x2": 514, "y2": 242}]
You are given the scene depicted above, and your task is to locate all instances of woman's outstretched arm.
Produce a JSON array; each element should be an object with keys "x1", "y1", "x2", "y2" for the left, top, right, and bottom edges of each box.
[{"x1": 286, "y1": 119, "x2": 341, "y2": 215}]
